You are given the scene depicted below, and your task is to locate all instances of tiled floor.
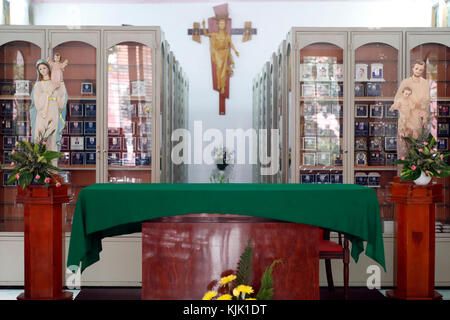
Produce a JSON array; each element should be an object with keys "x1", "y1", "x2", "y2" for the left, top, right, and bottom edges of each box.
[{"x1": 0, "y1": 288, "x2": 449, "y2": 300}]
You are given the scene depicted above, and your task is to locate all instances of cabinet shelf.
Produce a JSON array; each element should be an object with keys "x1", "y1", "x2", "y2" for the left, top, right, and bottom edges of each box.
[
  {"x1": 300, "y1": 97, "x2": 343, "y2": 101},
  {"x1": 299, "y1": 166, "x2": 343, "y2": 170},
  {"x1": 354, "y1": 97, "x2": 394, "y2": 101},
  {"x1": 354, "y1": 166, "x2": 397, "y2": 171},
  {"x1": 108, "y1": 166, "x2": 152, "y2": 170}
]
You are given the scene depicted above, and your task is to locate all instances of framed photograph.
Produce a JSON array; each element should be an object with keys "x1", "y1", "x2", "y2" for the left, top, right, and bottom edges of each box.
[
  {"x1": 1, "y1": 102, "x2": 13, "y2": 117},
  {"x1": 138, "y1": 103, "x2": 152, "y2": 118},
  {"x1": 369, "y1": 151, "x2": 384, "y2": 166},
  {"x1": 301, "y1": 173, "x2": 315, "y2": 184},
  {"x1": 16, "y1": 121, "x2": 28, "y2": 136},
  {"x1": 330, "y1": 137, "x2": 341, "y2": 153},
  {"x1": 355, "y1": 137, "x2": 368, "y2": 151},
  {"x1": 85, "y1": 136, "x2": 96, "y2": 150},
  {"x1": 329, "y1": 83, "x2": 340, "y2": 97},
  {"x1": 355, "y1": 121, "x2": 369, "y2": 136},
  {"x1": 300, "y1": 63, "x2": 314, "y2": 81},
  {"x1": 355, "y1": 152, "x2": 368, "y2": 166},
  {"x1": 303, "y1": 137, "x2": 316, "y2": 150},
  {"x1": 71, "y1": 152, "x2": 85, "y2": 165},
  {"x1": 385, "y1": 123, "x2": 397, "y2": 136},
  {"x1": 85, "y1": 152, "x2": 96, "y2": 165},
  {"x1": 384, "y1": 136, "x2": 397, "y2": 151},
  {"x1": 122, "y1": 152, "x2": 136, "y2": 166},
  {"x1": 317, "y1": 104, "x2": 331, "y2": 117},
  {"x1": 317, "y1": 152, "x2": 331, "y2": 166},
  {"x1": 331, "y1": 104, "x2": 343, "y2": 118},
  {"x1": 3, "y1": 136, "x2": 15, "y2": 150},
  {"x1": 438, "y1": 105, "x2": 450, "y2": 117},
  {"x1": 369, "y1": 137, "x2": 383, "y2": 151},
  {"x1": 109, "y1": 137, "x2": 122, "y2": 151},
  {"x1": 69, "y1": 121, "x2": 83, "y2": 135},
  {"x1": 438, "y1": 122, "x2": 449, "y2": 136},
  {"x1": 303, "y1": 152, "x2": 316, "y2": 166},
  {"x1": 386, "y1": 153, "x2": 398, "y2": 166},
  {"x1": 123, "y1": 137, "x2": 136, "y2": 151},
  {"x1": 18, "y1": 136, "x2": 31, "y2": 143},
  {"x1": 438, "y1": 138, "x2": 448, "y2": 150},
  {"x1": 368, "y1": 172, "x2": 381, "y2": 187},
  {"x1": 138, "y1": 137, "x2": 151, "y2": 151},
  {"x1": 4, "y1": 172, "x2": 17, "y2": 186},
  {"x1": 331, "y1": 64, "x2": 344, "y2": 81},
  {"x1": 108, "y1": 152, "x2": 121, "y2": 166},
  {"x1": 0, "y1": 82, "x2": 14, "y2": 95},
  {"x1": 84, "y1": 121, "x2": 96, "y2": 135},
  {"x1": 317, "y1": 137, "x2": 330, "y2": 151},
  {"x1": 60, "y1": 136, "x2": 69, "y2": 151},
  {"x1": 316, "y1": 83, "x2": 330, "y2": 97},
  {"x1": 85, "y1": 103, "x2": 96, "y2": 118},
  {"x1": 108, "y1": 127, "x2": 121, "y2": 136},
  {"x1": 355, "y1": 104, "x2": 368, "y2": 118},
  {"x1": 120, "y1": 103, "x2": 136, "y2": 118},
  {"x1": 303, "y1": 121, "x2": 317, "y2": 136},
  {"x1": 355, "y1": 172, "x2": 368, "y2": 186},
  {"x1": 370, "y1": 122, "x2": 384, "y2": 136},
  {"x1": 355, "y1": 63, "x2": 368, "y2": 81},
  {"x1": 14, "y1": 80, "x2": 30, "y2": 95},
  {"x1": 370, "y1": 63, "x2": 384, "y2": 81},
  {"x1": 330, "y1": 173, "x2": 343, "y2": 184},
  {"x1": 58, "y1": 152, "x2": 70, "y2": 166},
  {"x1": 333, "y1": 153, "x2": 343, "y2": 166},
  {"x1": 315, "y1": 173, "x2": 330, "y2": 184},
  {"x1": 316, "y1": 63, "x2": 329, "y2": 81},
  {"x1": 366, "y1": 83, "x2": 381, "y2": 97},
  {"x1": 122, "y1": 122, "x2": 135, "y2": 135},
  {"x1": 302, "y1": 83, "x2": 315, "y2": 97},
  {"x1": 3, "y1": 151, "x2": 12, "y2": 164},
  {"x1": 354, "y1": 83, "x2": 364, "y2": 97},
  {"x1": 131, "y1": 80, "x2": 146, "y2": 96},
  {"x1": 136, "y1": 152, "x2": 150, "y2": 166},
  {"x1": 81, "y1": 82, "x2": 93, "y2": 95},
  {"x1": 318, "y1": 124, "x2": 331, "y2": 137},
  {"x1": 69, "y1": 103, "x2": 84, "y2": 117},
  {"x1": 370, "y1": 104, "x2": 384, "y2": 118},
  {"x1": 303, "y1": 103, "x2": 316, "y2": 118},
  {"x1": 2, "y1": 120, "x2": 14, "y2": 134},
  {"x1": 138, "y1": 122, "x2": 151, "y2": 136},
  {"x1": 70, "y1": 136, "x2": 84, "y2": 151},
  {"x1": 385, "y1": 105, "x2": 398, "y2": 118},
  {"x1": 16, "y1": 102, "x2": 29, "y2": 117}
]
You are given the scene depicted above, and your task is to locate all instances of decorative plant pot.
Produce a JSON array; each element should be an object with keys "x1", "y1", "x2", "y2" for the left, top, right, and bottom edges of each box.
[
  {"x1": 216, "y1": 163, "x2": 228, "y2": 171},
  {"x1": 414, "y1": 171, "x2": 432, "y2": 185}
]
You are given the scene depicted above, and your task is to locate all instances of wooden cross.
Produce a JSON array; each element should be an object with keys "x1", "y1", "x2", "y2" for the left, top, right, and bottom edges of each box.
[{"x1": 188, "y1": 4, "x2": 257, "y2": 115}]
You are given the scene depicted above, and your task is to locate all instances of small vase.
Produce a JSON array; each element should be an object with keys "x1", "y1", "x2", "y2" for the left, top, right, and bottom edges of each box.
[{"x1": 414, "y1": 171, "x2": 432, "y2": 185}]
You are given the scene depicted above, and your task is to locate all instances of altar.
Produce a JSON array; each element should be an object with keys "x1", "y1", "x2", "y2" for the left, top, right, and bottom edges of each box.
[{"x1": 67, "y1": 183, "x2": 385, "y2": 299}]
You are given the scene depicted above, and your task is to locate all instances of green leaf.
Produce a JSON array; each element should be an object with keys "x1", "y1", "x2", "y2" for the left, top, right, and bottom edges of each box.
[
  {"x1": 18, "y1": 171, "x2": 33, "y2": 189},
  {"x1": 255, "y1": 259, "x2": 282, "y2": 300},
  {"x1": 235, "y1": 238, "x2": 253, "y2": 287},
  {"x1": 42, "y1": 150, "x2": 63, "y2": 161}
]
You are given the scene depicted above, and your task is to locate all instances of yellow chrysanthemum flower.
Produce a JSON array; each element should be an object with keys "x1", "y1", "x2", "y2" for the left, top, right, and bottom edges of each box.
[
  {"x1": 235, "y1": 285, "x2": 254, "y2": 295},
  {"x1": 233, "y1": 288, "x2": 240, "y2": 297},
  {"x1": 245, "y1": 298, "x2": 257, "y2": 300},
  {"x1": 202, "y1": 291, "x2": 217, "y2": 300},
  {"x1": 220, "y1": 274, "x2": 237, "y2": 286},
  {"x1": 216, "y1": 294, "x2": 232, "y2": 300}
]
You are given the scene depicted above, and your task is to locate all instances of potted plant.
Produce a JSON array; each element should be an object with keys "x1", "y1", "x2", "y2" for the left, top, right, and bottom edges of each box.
[
  {"x1": 213, "y1": 146, "x2": 234, "y2": 171},
  {"x1": 394, "y1": 116, "x2": 450, "y2": 185}
]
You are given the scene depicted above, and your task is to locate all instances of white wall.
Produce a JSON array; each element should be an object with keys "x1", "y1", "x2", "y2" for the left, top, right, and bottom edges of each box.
[{"x1": 32, "y1": 0, "x2": 432, "y2": 182}]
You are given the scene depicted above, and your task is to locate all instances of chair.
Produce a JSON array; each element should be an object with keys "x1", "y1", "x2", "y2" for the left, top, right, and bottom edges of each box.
[{"x1": 319, "y1": 228, "x2": 350, "y2": 300}]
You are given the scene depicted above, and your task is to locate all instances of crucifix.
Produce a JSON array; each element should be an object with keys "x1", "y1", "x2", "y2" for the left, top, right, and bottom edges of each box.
[{"x1": 188, "y1": 3, "x2": 257, "y2": 115}]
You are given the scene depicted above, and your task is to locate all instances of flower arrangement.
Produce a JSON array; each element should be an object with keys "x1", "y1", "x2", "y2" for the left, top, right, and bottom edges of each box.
[
  {"x1": 3, "y1": 120, "x2": 63, "y2": 189},
  {"x1": 213, "y1": 146, "x2": 234, "y2": 171},
  {"x1": 394, "y1": 115, "x2": 450, "y2": 181},
  {"x1": 202, "y1": 238, "x2": 281, "y2": 300},
  {"x1": 210, "y1": 172, "x2": 230, "y2": 184}
]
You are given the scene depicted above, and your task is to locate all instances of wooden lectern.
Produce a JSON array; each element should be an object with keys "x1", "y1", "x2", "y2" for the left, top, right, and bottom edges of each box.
[
  {"x1": 387, "y1": 179, "x2": 442, "y2": 300},
  {"x1": 16, "y1": 184, "x2": 73, "y2": 300}
]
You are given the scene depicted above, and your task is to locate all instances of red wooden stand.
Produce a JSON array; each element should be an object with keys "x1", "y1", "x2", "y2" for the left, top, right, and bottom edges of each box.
[
  {"x1": 387, "y1": 179, "x2": 442, "y2": 300},
  {"x1": 16, "y1": 184, "x2": 73, "y2": 300},
  {"x1": 142, "y1": 214, "x2": 319, "y2": 300}
]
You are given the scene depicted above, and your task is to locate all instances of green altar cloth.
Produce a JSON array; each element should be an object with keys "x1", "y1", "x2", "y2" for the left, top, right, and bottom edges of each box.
[{"x1": 67, "y1": 183, "x2": 386, "y2": 272}]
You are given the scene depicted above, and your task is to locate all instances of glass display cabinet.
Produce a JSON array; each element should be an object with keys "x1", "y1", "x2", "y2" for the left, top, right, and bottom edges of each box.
[
  {"x1": 407, "y1": 31, "x2": 450, "y2": 224},
  {"x1": 0, "y1": 26, "x2": 189, "y2": 233}
]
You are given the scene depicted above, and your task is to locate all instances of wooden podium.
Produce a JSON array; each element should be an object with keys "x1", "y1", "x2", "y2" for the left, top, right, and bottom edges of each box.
[
  {"x1": 142, "y1": 214, "x2": 319, "y2": 300},
  {"x1": 16, "y1": 184, "x2": 73, "y2": 300},
  {"x1": 387, "y1": 179, "x2": 442, "y2": 300}
]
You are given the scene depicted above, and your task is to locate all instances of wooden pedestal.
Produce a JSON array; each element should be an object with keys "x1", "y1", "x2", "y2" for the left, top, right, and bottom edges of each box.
[
  {"x1": 142, "y1": 214, "x2": 319, "y2": 300},
  {"x1": 387, "y1": 180, "x2": 442, "y2": 300},
  {"x1": 16, "y1": 184, "x2": 73, "y2": 300}
]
